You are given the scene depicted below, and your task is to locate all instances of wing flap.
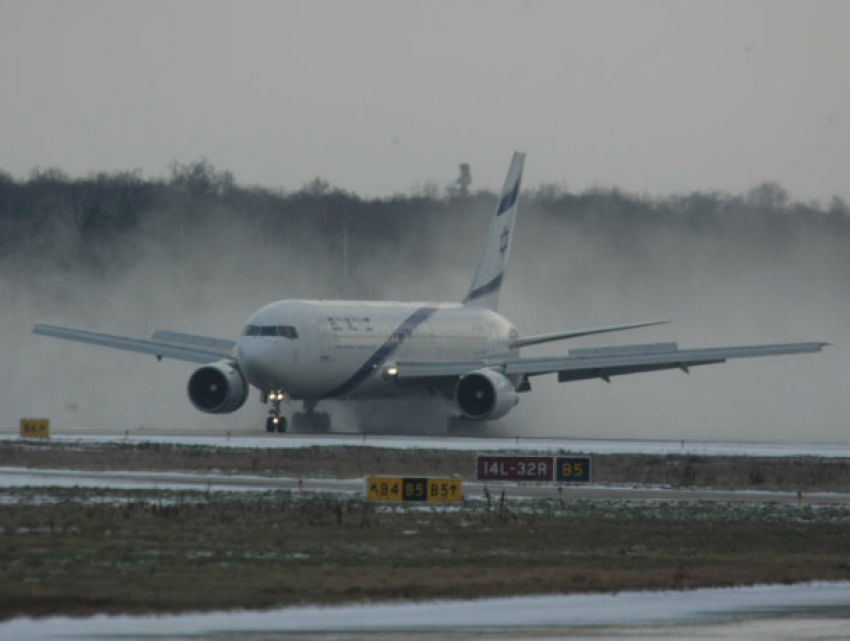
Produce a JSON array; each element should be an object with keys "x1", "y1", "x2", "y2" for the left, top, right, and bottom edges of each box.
[
  {"x1": 33, "y1": 324, "x2": 232, "y2": 364},
  {"x1": 556, "y1": 359, "x2": 724, "y2": 383}
]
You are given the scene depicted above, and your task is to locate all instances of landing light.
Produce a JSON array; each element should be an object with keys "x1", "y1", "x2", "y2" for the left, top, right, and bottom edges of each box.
[{"x1": 386, "y1": 366, "x2": 399, "y2": 377}]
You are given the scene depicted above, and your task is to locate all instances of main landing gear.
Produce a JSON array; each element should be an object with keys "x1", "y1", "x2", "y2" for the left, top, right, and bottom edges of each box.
[
  {"x1": 265, "y1": 390, "x2": 287, "y2": 433},
  {"x1": 292, "y1": 411, "x2": 331, "y2": 433},
  {"x1": 292, "y1": 399, "x2": 332, "y2": 433}
]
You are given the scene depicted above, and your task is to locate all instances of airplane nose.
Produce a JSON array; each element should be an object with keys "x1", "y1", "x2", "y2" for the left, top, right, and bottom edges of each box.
[{"x1": 238, "y1": 338, "x2": 279, "y2": 387}]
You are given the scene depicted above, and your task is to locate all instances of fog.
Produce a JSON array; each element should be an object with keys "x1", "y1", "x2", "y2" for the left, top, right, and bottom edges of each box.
[
  {"x1": 1, "y1": 176, "x2": 847, "y2": 443},
  {"x1": 500, "y1": 202, "x2": 848, "y2": 443}
]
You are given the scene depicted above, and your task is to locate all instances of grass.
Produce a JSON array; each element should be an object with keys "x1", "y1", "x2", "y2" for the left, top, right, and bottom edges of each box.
[{"x1": 2, "y1": 488, "x2": 850, "y2": 620}]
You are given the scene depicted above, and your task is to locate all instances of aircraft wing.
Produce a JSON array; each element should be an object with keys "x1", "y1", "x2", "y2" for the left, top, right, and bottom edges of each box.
[
  {"x1": 507, "y1": 320, "x2": 669, "y2": 349},
  {"x1": 393, "y1": 341, "x2": 827, "y2": 384},
  {"x1": 33, "y1": 324, "x2": 234, "y2": 364}
]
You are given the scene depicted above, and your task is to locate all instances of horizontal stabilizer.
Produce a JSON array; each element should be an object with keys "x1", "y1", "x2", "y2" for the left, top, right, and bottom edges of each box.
[{"x1": 508, "y1": 320, "x2": 669, "y2": 349}]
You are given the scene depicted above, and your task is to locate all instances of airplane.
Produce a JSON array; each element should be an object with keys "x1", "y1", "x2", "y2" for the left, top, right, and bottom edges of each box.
[{"x1": 34, "y1": 152, "x2": 827, "y2": 433}]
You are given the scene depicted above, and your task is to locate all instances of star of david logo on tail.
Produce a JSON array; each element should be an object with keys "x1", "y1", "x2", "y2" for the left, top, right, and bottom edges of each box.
[{"x1": 463, "y1": 152, "x2": 525, "y2": 311}]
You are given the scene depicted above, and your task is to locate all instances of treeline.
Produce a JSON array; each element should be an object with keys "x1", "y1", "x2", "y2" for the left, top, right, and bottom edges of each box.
[{"x1": 1, "y1": 159, "x2": 848, "y2": 282}]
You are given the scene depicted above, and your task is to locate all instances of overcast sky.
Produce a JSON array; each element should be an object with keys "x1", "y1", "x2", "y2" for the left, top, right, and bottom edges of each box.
[{"x1": 1, "y1": 1, "x2": 848, "y2": 201}]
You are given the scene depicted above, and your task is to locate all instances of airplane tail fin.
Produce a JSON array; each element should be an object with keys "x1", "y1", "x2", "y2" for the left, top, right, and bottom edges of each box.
[{"x1": 463, "y1": 151, "x2": 525, "y2": 310}]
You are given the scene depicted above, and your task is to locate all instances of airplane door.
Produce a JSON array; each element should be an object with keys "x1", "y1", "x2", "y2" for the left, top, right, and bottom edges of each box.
[
  {"x1": 316, "y1": 317, "x2": 337, "y2": 362},
  {"x1": 412, "y1": 320, "x2": 436, "y2": 359}
]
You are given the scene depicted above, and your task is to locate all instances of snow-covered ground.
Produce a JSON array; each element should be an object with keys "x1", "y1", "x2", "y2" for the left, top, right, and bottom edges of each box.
[
  {"x1": 0, "y1": 466, "x2": 364, "y2": 494},
  {"x1": 2, "y1": 582, "x2": 849, "y2": 640},
  {"x1": 6, "y1": 467, "x2": 850, "y2": 510},
  {"x1": 4, "y1": 431, "x2": 850, "y2": 457}
]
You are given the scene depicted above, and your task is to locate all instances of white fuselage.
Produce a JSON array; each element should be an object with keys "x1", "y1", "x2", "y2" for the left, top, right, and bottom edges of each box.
[{"x1": 237, "y1": 300, "x2": 519, "y2": 401}]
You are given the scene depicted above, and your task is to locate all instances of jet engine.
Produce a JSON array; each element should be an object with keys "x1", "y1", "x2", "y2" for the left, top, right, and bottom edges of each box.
[
  {"x1": 187, "y1": 360, "x2": 249, "y2": 414},
  {"x1": 454, "y1": 368, "x2": 518, "y2": 420}
]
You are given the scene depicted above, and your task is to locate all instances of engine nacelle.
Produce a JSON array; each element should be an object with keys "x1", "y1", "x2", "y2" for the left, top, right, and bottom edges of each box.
[
  {"x1": 187, "y1": 361, "x2": 249, "y2": 414},
  {"x1": 454, "y1": 368, "x2": 518, "y2": 421}
]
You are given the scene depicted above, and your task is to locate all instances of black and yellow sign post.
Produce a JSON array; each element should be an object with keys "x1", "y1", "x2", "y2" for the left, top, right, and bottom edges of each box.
[
  {"x1": 20, "y1": 418, "x2": 50, "y2": 439},
  {"x1": 555, "y1": 456, "x2": 592, "y2": 483},
  {"x1": 366, "y1": 476, "x2": 462, "y2": 503}
]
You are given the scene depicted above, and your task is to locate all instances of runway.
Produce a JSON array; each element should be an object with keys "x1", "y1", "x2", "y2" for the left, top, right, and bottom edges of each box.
[{"x1": 4, "y1": 428, "x2": 850, "y2": 457}]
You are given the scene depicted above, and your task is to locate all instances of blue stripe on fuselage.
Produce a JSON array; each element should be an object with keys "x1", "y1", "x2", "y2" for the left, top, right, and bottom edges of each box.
[{"x1": 321, "y1": 305, "x2": 439, "y2": 399}]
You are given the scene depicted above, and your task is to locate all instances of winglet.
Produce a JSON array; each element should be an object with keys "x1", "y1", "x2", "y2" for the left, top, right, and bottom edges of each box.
[{"x1": 463, "y1": 152, "x2": 525, "y2": 310}]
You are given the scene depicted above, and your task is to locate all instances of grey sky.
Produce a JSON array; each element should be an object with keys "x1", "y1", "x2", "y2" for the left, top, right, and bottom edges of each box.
[{"x1": 1, "y1": 0, "x2": 848, "y2": 201}]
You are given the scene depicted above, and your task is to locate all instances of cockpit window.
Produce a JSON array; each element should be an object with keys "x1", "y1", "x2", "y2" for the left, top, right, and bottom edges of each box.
[
  {"x1": 242, "y1": 325, "x2": 298, "y2": 339},
  {"x1": 278, "y1": 326, "x2": 298, "y2": 339}
]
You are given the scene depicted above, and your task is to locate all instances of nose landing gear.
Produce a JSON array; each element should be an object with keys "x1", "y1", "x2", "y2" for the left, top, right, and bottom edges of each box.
[
  {"x1": 266, "y1": 414, "x2": 286, "y2": 433},
  {"x1": 265, "y1": 390, "x2": 287, "y2": 433}
]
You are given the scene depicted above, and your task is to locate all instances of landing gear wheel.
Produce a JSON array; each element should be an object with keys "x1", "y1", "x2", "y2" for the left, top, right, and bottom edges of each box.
[
  {"x1": 292, "y1": 413, "x2": 308, "y2": 432},
  {"x1": 266, "y1": 416, "x2": 286, "y2": 433},
  {"x1": 265, "y1": 392, "x2": 286, "y2": 434},
  {"x1": 312, "y1": 412, "x2": 331, "y2": 433}
]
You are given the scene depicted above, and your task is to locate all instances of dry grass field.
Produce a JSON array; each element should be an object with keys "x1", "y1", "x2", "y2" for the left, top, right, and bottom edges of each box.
[{"x1": 3, "y1": 488, "x2": 850, "y2": 620}]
